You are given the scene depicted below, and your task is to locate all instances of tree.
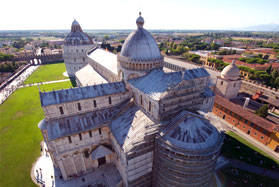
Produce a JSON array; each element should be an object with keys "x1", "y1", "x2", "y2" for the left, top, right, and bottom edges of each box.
[
  {"x1": 274, "y1": 77, "x2": 279, "y2": 88},
  {"x1": 266, "y1": 65, "x2": 272, "y2": 74},
  {"x1": 256, "y1": 104, "x2": 269, "y2": 118},
  {"x1": 271, "y1": 69, "x2": 279, "y2": 80}
]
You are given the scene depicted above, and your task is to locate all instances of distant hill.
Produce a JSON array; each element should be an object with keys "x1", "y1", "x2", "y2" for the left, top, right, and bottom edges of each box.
[{"x1": 240, "y1": 24, "x2": 279, "y2": 32}]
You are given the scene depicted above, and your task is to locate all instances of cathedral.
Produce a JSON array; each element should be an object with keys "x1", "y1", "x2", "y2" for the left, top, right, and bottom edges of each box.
[{"x1": 38, "y1": 13, "x2": 223, "y2": 186}]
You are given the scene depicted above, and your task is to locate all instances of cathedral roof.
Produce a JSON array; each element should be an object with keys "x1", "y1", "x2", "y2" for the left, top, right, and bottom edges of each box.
[
  {"x1": 119, "y1": 12, "x2": 163, "y2": 62},
  {"x1": 64, "y1": 19, "x2": 93, "y2": 46},
  {"x1": 110, "y1": 105, "x2": 158, "y2": 153},
  {"x1": 221, "y1": 60, "x2": 240, "y2": 80},
  {"x1": 40, "y1": 81, "x2": 127, "y2": 106},
  {"x1": 160, "y1": 111, "x2": 222, "y2": 153},
  {"x1": 88, "y1": 48, "x2": 118, "y2": 75},
  {"x1": 75, "y1": 64, "x2": 108, "y2": 86},
  {"x1": 128, "y1": 68, "x2": 209, "y2": 100},
  {"x1": 44, "y1": 104, "x2": 121, "y2": 140}
]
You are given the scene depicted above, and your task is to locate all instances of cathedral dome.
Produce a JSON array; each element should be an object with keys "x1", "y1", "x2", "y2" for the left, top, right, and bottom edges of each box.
[
  {"x1": 221, "y1": 60, "x2": 240, "y2": 80},
  {"x1": 162, "y1": 115, "x2": 221, "y2": 152},
  {"x1": 119, "y1": 12, "x2": 163, "y2": 62},
  {"x1": 64, "y1": 20, "x2": 93, "y2": 46}
]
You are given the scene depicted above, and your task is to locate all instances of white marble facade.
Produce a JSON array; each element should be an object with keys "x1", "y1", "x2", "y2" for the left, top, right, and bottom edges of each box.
[{"x1": 39, "y1": 13, "x2": 222, "y2": 187}]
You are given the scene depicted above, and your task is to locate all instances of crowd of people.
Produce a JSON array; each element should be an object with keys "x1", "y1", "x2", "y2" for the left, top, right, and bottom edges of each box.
[{"x1": 0, "y1": 65, "x2": 38, "y2": 104}]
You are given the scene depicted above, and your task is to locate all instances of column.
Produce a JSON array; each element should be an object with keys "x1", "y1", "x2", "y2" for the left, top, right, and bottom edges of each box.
[
  {"x1": 58, "y1": 160, "x2": 67, "y2": 180},
  {"x1": 71, "y1": 157, "x2": 78, "y2": 175},
  {"x1": 80, "y1": 154, "x2": 87, "y2": 172}
]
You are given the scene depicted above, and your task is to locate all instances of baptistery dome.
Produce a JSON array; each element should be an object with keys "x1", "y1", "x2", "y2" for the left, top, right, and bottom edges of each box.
[
  {"x1": 117, "y1": 12, "x2": 163, "y2": 80},
  {"x1": 64, "y1": 20, "x2": 93, "y2": 46},
  {"x1": 221, "y1": 60, "x2": 240, "y2": 80}
]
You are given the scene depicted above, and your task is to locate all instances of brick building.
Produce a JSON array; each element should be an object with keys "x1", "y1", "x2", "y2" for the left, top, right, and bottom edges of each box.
[{"x1": 213, "y1": 61, "x2": 279, "y2": 152}]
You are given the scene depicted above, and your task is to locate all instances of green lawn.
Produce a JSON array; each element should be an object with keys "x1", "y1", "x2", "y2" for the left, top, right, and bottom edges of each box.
[
  {"x1": 220, "y1": 167, "x2": 279, "y2": 186},
  {"x1": 0, "y1": 81, "x2": 72, "y2": 187},
  {"x1": 222, "y1": 131, "x2": 279, "y2": 169},
  {"x1": 24, "y1": 62, "x2": 67, "y2": 84}
]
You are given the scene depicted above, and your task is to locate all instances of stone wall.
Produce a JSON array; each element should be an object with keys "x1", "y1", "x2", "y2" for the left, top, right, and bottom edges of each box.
[
  {"x1": 89, "y1": 59, "x2": 120, "y2": 83},
  {"x1": 63, "y1": 44, "x2": 94, "y2": 77},
  {"x1": 42, "y1": 91, "x2": 130, "y2": 120},
  {"x1": 240, "y1": 80, "x2": 279, "y2": 107},
  {"x1": 48, "y1": 126, "x2": 114, "y2": 180}
]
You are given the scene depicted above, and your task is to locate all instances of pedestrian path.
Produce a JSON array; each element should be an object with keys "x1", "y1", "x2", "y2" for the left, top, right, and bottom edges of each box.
[
  {"x1": 20, "y1": 79, "x2": 70, "y2": 88},
  {"x1": 0, "y1": 65, "x2": 39, "y2": 104}
]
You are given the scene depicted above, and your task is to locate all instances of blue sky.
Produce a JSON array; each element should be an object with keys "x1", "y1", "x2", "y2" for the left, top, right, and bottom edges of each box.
[{"x1": 0, "y1": 0, "x2": 278, "y2": 30}]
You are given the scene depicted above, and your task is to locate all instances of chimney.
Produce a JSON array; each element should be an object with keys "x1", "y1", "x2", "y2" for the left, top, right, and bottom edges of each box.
[{"x1": 243, "y1": 97, "x2": 250, "y2": 109}]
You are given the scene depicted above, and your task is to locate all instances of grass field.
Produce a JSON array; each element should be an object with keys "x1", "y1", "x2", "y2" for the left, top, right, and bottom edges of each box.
[
  {"x1": 0, "y1": 81, "x2": 72, "y2": 187},
  {"x1": 24, "y1": 63, "x2": 67, "y2": 84},
  {"x1": 223, "y1": 131, "x2": 279, "y2": 168},
  {"x1": 220, "y1": 167, "x2": 279, "y2": 186}
]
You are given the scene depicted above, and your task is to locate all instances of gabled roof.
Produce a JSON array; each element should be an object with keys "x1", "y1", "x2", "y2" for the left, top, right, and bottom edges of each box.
[
  {"x1": 128, "y1": 68, "x2": 209, "y2": 100},
  {"x1": 110, "y1": 105, "x2": 157, "y2": 153},
  {"x1": 40, "y1": 81, "x2": 127, "y2": 106},
  {"x1": 88, "y1": 48, "x2": 118, "y2": 75},
  {"x1": 75, "y1": 64, "x2": 107, "y2": 86},
  {"x1": 45, "y1": 105, "x2": 120, "y2": 140},
  {"x1": 214, "y1": 95, "x2": 275, "y2": 133},
  {"x1": 91, "y1": 145, "x2": 113, "y2": 160}
]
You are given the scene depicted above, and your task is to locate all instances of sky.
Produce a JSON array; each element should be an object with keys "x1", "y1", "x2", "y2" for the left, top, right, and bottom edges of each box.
[{"x1": 0, "y1": 0, "x2": 279, "y2": 30}]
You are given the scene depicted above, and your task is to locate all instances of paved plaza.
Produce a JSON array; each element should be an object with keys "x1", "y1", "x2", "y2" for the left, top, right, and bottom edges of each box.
[{"x1": 32, "y1": 143, "x2": 122, "y2": 187}]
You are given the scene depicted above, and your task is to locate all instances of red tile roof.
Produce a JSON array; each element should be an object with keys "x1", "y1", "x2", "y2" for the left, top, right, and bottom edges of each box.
[{"x1": 214, "y1": 95, "x2": 276, "y2": 133}]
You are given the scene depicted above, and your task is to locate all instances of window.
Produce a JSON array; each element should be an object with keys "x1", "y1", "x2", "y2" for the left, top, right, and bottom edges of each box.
[
  {"x1": 108, "y1": 97, "x2": 112, "y2": 105},
  {"x1": 149, "y1": 101, "x2": 151, "y2": 112},
  {"x1": 89, "y1": 131, "x2": 92, "y2": 138},
  {"x1": 83, "y1": 57, "x2": 85, "y2": 62},
  {"x1": 140, "y1": 95, "x2": 143, "y2": 105},
  {"x1": 245, "y1": 120, "x2": 248, "y2": 124},
  {"x1": 98, "y1": 128, "x2": 102, "y2": 135},
  {"x1": 221, "y1": 81, "x2": 223, "y2": 85},
  {"x1": 59, "y1": 106, "x2": 64, "y2": 115},
  {"x1": 68, "y1": 136, "x2": 72, "y2": 143},
  {"x1": 77, "y1": 103, "x2": 82, "y2": 111},
  {"x1": 93, "y1": 100, "x2": 97, "y2": 107},
  {"x1": 79, "y1": 133, "x2": 82, "y2": 140}
]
